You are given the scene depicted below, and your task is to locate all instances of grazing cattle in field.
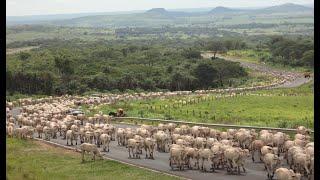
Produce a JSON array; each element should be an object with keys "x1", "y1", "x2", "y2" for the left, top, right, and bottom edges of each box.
[
  {"x1": 109, "y1": 109, "x2": 125, "y2": 117},
  {"x1": 117, "y1": 108, "x2": 125, "y2": 117}
]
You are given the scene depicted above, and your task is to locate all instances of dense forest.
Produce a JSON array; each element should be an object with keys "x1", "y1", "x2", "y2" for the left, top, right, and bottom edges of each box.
[
  {"x1": 6, "y1": 23, "x2": 313, "y2": 96},
  {"x1": 6, "y1": 39, "x2": 248, "y2": 95},
  {"x1": 266, "y1": 36, "x2": 314, "y2": 67}
]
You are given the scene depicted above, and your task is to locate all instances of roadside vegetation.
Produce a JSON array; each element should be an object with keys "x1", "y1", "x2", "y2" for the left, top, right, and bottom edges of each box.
[
  {"x1": 89, "y1": 82, "x2": 313, "y2": 129},
  {"x1": 6, "y1": 138, "x2": 178, "y2": 180},
  {"x1": 222, "y1": 36, "x2": 314, "y2": 72}
]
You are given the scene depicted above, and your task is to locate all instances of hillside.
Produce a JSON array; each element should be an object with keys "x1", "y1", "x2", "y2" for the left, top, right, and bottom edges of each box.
[
  {"x1": 6, "y1": 3, "x2": 313, "y2": 27},
  {"x1": 208, "y1": 6, "x2": 245, "y2": 14},
  {"x1": 258, "y1": 3, "x2": 313, "y2": 13},
  {"x1": 146, "y1": 8, "x2": 168, "y2": 14}
]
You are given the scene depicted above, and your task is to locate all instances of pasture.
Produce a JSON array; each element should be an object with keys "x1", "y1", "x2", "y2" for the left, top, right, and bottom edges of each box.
[
  {"x1": 90, "y1": 82, "x2": 313, "y2": 129},
  {"x1": 6, "y1": 138, "x2": 178, "y2": 180},
  {"x1": 224, "y1": 49, "x2": 271, "y2": 63}
]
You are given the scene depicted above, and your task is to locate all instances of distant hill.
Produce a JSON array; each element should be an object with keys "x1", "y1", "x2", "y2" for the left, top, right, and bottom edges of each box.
[
  {"x1": 145, "y1": 8, "x2": 191, "y2": 17},
  {"x1": 6, "y1": 10, "x2": 144, "y2": 25},
  {"x1": 146, "y1": 8, "x2": 168, "y2": 14},
  {"x1": 258, "y1": 3, "x2": 312, "y2": 13},
  {"x1": 6, "y1": 3, "x2": 313, "y2": 27},
  {"x1": 209, "y1": 6, "x2": 244, "y2": 14},
  {"x1": 208, "y1": 3, "x2": 312, "y2": 15}
]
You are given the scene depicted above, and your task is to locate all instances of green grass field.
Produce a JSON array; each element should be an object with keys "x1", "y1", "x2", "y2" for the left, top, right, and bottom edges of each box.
[
  {"x1": 87, "y1": 82, "x2": 313, "y2": 129},
  {"x1": 6, "y1": 138, "x2": 179, "y2": 180},
  {"x1": 224, "y1": 49, "x2": 271, "y2": 63},
  {"x1": 6, "y1": 27, "x2": 116, "y2": 44}
]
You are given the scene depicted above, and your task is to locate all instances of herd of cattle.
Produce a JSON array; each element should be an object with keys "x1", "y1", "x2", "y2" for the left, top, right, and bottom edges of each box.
[
  {"x1": 7, "y1": 75, "x2": 289, "y2": 108},
  {"x1": 6, "y1": 96, "x2": 314, "y2": 180}
]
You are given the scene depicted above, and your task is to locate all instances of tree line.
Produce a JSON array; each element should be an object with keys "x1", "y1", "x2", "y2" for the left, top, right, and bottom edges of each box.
[
  {"x1": 266, "y1": 36, "x2": 314, "y2": 67},
  {"x1": 6, "y1": 39, "x2": 248, "y2": 96}
]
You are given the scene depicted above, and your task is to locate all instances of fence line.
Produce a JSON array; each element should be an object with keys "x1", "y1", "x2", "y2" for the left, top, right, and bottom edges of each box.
[{"x1": 113, "y1": 117, "x2": 314, "y2": 134}]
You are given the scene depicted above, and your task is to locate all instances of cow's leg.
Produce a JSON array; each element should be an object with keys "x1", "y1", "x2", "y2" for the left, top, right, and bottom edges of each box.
[
  {"x1": 82, "y1": 151, "x2": 85, "y2": 162},
  {"x1": 145, "y1": 148, "x2": 148, "y2": 159},
  {"x1": 252, "y1": 150, "x2": 255, "y2": 162},
  {"x1": 201, "y1": 158, "x2": 205, "y2": 171},
  {"x1": 128, "y1": 148, "x2": 131, "y2": 158}
]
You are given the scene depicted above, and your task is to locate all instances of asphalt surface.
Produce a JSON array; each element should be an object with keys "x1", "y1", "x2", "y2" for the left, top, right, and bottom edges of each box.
[
  {"x1": 204, "y1": 54, "x2": 312, "y2": 88},
  {"x1": 11, "y1": 108, "x2": 298, "y2": 180}
]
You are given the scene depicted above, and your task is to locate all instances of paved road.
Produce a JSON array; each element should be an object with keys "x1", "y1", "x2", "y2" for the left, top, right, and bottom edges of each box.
[
  {"x1": 202, "y1": 53, "x2": 312, "y2": 88},
  {"x1": 11, "y1": 108, "x2": 298, "y2": 180}
]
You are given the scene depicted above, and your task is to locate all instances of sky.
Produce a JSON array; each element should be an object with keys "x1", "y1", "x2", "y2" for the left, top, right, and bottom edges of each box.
[{"x1": 7, "y1": 0, "x2": 314, "y2": 16}]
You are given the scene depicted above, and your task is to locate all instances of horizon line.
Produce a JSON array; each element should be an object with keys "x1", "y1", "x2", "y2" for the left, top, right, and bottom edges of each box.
[{"x1": 6, "y1": 2, "x2": 314, "y2": 17}]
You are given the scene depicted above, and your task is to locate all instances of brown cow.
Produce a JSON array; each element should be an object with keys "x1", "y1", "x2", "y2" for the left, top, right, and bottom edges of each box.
[
  {"x1": 117, "y1": 108, "x2": 125, "y2": 117},
  {"x1": 304, "y1": 72, "x2": 311, "y2": 79}
]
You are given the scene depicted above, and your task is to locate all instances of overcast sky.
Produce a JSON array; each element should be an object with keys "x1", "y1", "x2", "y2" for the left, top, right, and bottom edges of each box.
[{"x1": 7, "y1": 0, "x2": 314, "y2": 16}]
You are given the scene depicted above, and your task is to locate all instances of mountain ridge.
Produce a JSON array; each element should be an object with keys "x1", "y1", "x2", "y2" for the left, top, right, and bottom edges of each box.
[{"x1": 7, "y1": 3, "x2": 313, "y2": 26}]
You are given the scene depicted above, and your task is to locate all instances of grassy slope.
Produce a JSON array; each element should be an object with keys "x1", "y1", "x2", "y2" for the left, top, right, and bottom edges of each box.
[
  {"x1": 224, "y1": 49, "x2": 271, "y2": 63},
  {"x1": 90, "y1": 82, "x2": 313, "y2": 129},
  {"x1": 6, "y1": 138, "x2": 178, "y2": 180}
]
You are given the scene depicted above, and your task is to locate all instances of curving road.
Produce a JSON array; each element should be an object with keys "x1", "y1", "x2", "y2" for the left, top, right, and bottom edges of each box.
[{"x1": 201, "y1": 53, "x2": 312, "y2": 88}]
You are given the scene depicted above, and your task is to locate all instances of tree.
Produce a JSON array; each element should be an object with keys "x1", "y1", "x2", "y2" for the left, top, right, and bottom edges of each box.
[
  {"x1": 194, "y1": 63, "x2": 218, "y2": 88},
  {"x1": 121, "y1": 48, "x2": 129, "y2": 57},
  {"x1": 88, "y1": 73, "x2": 110, "y2": 90},
  {"x1": 170, "y1": 72, "x2": 195, "y2": 91},
  {"x1": 268, "y1": 36, "x2": 314, "y2": 67},
  {"x1": 54, "y1": 54, "x2": 74, "y2": 84},
  {"x1": 171, "y1": 72, "x2": 184, "y2": 91},
  {"x1": 302, "y1": 50, "x2": 314, "y2": 67},
  {"x1": 213, "y1": 60, "x2": 247, "y2": 86},
  {"x1": 145, "y1": 49, "x2": 160, "y2": 67},
  {"x1": 54, "y1": 54, "x2": 74, "y2": 76},
  {"x1": 207, "y1": 41, "x2": 226, "y2": 59},
  {"x1": 223, "y1": 40, "x2": 233, "y2": 50},
  {"x1": 182, "y1": 48, "x2": 202, "y2": 59},
  {"x1": 19, "y1": 52, "x2": 31, "y2": 61},
  {"x1": 167, "y1": 65, "x2": 173, "y2": 73}
]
